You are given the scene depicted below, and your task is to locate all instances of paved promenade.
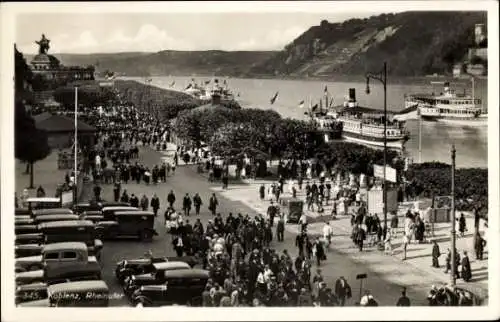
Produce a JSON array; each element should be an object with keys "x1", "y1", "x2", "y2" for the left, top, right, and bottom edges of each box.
[{"x1": 160, "y1": 143, "x2": 489, "y2": 303}]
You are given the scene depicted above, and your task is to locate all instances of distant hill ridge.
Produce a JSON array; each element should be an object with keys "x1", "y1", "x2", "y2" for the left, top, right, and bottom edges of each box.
[{"x1": 24, "y1": 11, "x2": 486, "y2": 77}]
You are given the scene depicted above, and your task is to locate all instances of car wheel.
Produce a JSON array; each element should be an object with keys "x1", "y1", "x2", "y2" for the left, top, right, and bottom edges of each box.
[
  {"x1": 134, "y1": 296, "x2": 152, "y2": 307},
  {"x1": 139, "y1": 230, "x2": 153, "y2": 242}
]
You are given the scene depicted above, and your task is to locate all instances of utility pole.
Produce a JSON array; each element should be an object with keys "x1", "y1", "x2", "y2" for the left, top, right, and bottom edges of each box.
[
  {"x1": 450, "y1": 144, "x2": 457, "y2": 286},
  {"x1": 366, "y1": 62, "x2": 388, "y2": 228}
]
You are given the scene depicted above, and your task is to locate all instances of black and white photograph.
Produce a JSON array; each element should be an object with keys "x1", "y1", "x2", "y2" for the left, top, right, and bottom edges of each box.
[{"x1": 1, "y1": 1, "x2": 498, "y2": 321}]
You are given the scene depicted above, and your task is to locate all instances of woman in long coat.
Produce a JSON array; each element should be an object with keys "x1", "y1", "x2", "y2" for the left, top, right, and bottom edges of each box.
[{"x1": 461, "y1": 251, "x2": 472, "y2": 282}]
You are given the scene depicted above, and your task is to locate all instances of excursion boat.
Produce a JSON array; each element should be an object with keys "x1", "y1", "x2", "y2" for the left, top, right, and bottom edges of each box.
[
  {"x1": 184, "y1": 81, "x2": 236, "y2": 104},
  {"x1": 401, "y1": 82, "x2": 487, "y2": 126},
  {"x1": 330, "y1": 89, "x2": 409, "y2": 151}
]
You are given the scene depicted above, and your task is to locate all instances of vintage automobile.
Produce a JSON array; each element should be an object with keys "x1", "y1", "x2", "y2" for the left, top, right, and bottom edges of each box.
[
  {"x1": 15, "y1": 224, "x2": 38, "y2": 235},
  {"x1": 15, "y1": 208, "x2": 31, "y2": 216},
  {"x1": 15, "y1": 233, "x2": 44, "y2": 245},
  {"x1": 26, "y1": 197, "x2": 62, "y2": 210},
  {"x1": 115, "y1": 256, "x2": 198, "y2": 284},
  {"x1": 38, "y1": 220, "x2": 104, "y2": 259},
  {"x1": 15, "y1": 242, "x2": 99, "y2": 272},
  {"x1": 98, "y1": 201, "x2": 131, "y2": 209},
  {"x1": 130, "y1": 269, "x2": 209, "y2": 307},
  {"x1": 17, "y1": 280, "x2": 110, "y2": 307},
  {"x1": 101, "y1": 206, "x2": 139, "y2": 220},
  {"x1": 123, "y1": 261, "x2": 191, "y2": 295},
  {"x1": 15, "y1": 282, "x2": 48, "y2": 305},
  {"x1": 98, "y1": 211, "x2": 157, "y2": 241},
  {"x1": 15, "y1": 217, "x2": 35, "y2": 225},
  {"x1": 16, "y1": 256, "x2": 101, "y2": 286},
  {"x1": 32, "y1": 208, "x2": 74, "y2": 217},
  {"x1": 33, "y1": 214, "x2": 80, "y2": 225},
  {"x1": 15, "y1": 243, "x2": 44, "y2": 258},
  {"x1": 73, "y1": 202, "x2": 101, "y2": 214},
  {"x1": 79, "y1": 211, "x2": 104, "y2": 223}
]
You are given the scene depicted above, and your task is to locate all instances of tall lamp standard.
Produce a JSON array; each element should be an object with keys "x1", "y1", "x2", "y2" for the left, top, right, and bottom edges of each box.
[
  {"x1": 450, "y1": 144, "x2": 457, "y2": 286},
  {"x1": 366, "y1": 62, "x2": 388, "y2": 228}
]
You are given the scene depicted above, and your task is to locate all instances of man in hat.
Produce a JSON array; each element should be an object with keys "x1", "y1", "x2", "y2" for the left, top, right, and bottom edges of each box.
[
  {"x1": 334, "y1": 276, "x2": 352, "y2": 306},
  {"x1": 267, "y1": 201, "x2": 277, "y2": 227},
  {"x1": 461, "y1": 250, "x2": 472, "y2": 282},
  {"x1": 151, "y1": 193, "x2": 160, "y2": 217}
]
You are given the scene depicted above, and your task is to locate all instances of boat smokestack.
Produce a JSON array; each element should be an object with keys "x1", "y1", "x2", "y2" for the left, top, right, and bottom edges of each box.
[{"x1": 349, "y1": 88, "x2": 356, "y2": 102}]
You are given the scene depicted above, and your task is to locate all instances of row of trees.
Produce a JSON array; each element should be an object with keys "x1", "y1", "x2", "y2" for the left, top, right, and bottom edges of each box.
[
  {"x1": 15, "y1": 46, "x2": 52, "y2": 188},
  {"x1": 173, "y1": 107, "x2": 329, "y2": 161}
]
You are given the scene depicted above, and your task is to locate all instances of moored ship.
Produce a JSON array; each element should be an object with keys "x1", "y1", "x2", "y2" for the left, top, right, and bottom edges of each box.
[
  {"x1": 400, "y1": 81, "x2": 487, "y2": 126},
  {"x1": 332, "y1": 89, "x2": 409, "y2": 150}
]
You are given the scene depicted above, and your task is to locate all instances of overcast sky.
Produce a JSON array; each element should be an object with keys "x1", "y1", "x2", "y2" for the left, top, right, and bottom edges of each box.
[{"x1": 15, "y1": 11, "x2": 395, "y2": 54}]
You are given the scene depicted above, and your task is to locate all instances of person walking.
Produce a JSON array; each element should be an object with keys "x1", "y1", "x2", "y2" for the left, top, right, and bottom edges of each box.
[
  {"x1": 396, "y1": 288, "x2": 411, "y2": 306},
  {"x1": 461, "y1": 251, "x2": 472, "y2": 282},
  {"x1": 322, "y1": 222, "x2": 333, "y2": 248},
  {"x1": 167, "y1": 190, "x2": 176, "y2": 208},
  {"x1": 267, "y1": 201, "x2": 277, "y2": 227},
  {"x1": 334, "y1": 277, "x2": 352, "y2": 306},
  {"x1": 431, "y1": 240, "x2": 441, "y2": 268},
  {"x1": 458, "y1": 213, "x2": 467, "y2": 238},
  {"x1": 151, "y1": 193, "x2": 160, "y2": 217},
  {"x1": 209, "y1": 193, "x2": 218, "y2": 216},
  {"x1": 474, "y1": 233, "x2": 486, "y2": 260},
  {"x1": 355, "y1": 224, "x2": 366, "y2": 252},
  {"x1": 172, "y1": 234, "x2": 185, "y2": 257},
  {"x1": 129, "y1": 194, "x2": 139, "y2": 208},
  {"x1": 276, "y1": 215, "x2": 285, "y2": 242},
  {"x1": 193, "y1": 193, "x2": 202, "y2": 215},
  {"x1": 183, "y1": 193, "x2": 192, "y2": 217},
  {"x1": 113, "y1": 181, "x2": 121, "y2": 202},
  {"x1": 140, "y1": 194, "x2": 149, "y2": 211}
]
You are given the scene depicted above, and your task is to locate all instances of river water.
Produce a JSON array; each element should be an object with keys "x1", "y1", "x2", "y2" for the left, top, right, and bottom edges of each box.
[{"x1": 124, "y1": 76, "x2": 488, "y2": 168}]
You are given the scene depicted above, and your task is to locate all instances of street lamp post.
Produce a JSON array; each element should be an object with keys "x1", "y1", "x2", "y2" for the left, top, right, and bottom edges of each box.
[
  {"x1": 450, "y1": 144, "x2": 457, "y2": 286},
  {"x1": 73, "y1": 86, "x2": 78, "y2": 205},
  {"x1": 366, "y1": 62, "x2": 388, "y2": 228}
]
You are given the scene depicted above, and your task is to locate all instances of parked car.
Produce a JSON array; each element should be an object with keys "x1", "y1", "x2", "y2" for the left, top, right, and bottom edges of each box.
[
  {"x1": 15, "y1": 224, "x2": 38, "y2": 235},
  {"x1": 38, "y1": 220, "x2": 103, "y2": 259},
  {"x1": 115, "y1": 256, "x2": 198, "y2": 284},
  {"x1": 16, "y1": 260, "x2": 101, "y2": 286},
  {"x1": 34, "y1": 214, "x2": 80, "y2": 225},
  {"x1": 15, "y1": 233, "x2": 44, "y2": 245},
  {"x1": 15, "y1": 217, "x2": 35, "y2": 225},
  {"x1": 15, "y1": 243, "x2": 44, "y2": 258},
  {"x1": 17, "y1": 280, "x2": 110, "y2": 307},
  {"x1": 123, "y1": 261, "x2": 191, "y2": 295},
  {"x1": 15, "y1": 208, "x2": 31, "y2": 216},
  {"x1": 15, "y1": 242, "x2": 99, "y2": 272},
  {"x1": 101, "y1": 206, "x2": 138, "y2": 220},
  {"x1": 32, "y1": 208, "x2": 74, "y2": 217},
  {"x1": 130, "y1": 269, "x2": 209, "y2": 307},
  {"x1": 26, "y1": 197, "x2": 62, "y2": 210},
  {"x1": 16, "y1": 282, "x2": 48, "y2": 305},
  {"x1": 98, "y1": 211, "x2": 157, "y2": 241}
]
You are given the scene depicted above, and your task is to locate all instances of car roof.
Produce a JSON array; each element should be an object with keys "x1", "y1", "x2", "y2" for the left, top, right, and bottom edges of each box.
[
  {"x1": 16, "y1": 282, "x2": 48, "y2": 291},
  {"x1": 153, "y1": 262, "x2": 191, "y2": 271},
  {"x1": 43, "y1": 242, "x2": 87, "y2": 252},
  {"x1": 35, "y1": 214, "x2": 80, "y2": 221},
  {"x1": 48, "y1": 280, "x2": 108, "y2": 294},
  {"x1": 27, "y1": 197, "x2": 60, "y2": 203},
  {"x1": 38, "y1": 220, "x2": 94, "y2": 229},
  {"x1": 114, "y1": 211, "x2": 155, "y2": 216},
  {"x1": 101, "y1": 206, "x2": 138, "y2": 212},
  {"x1": 32, "y1": 208, "x2": 73, "y2": 215},
  {"x1": 163, "y1": 268, "x2": 209, "y2": 279}
]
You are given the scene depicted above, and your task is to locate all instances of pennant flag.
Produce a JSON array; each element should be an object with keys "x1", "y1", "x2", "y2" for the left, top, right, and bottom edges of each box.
[
  {"x1": 205, "y1": 80, "x2": 211, "y2": 85},
  {"x1": 298, "y1": 100, "x2": 305, "y2": 108},
  {"x1": 324, "y1": 85, "x2": 328, "y2": 96},
  {"x1": 146, "y1": 78, "x2": 152, "y2": 83},
  {"x1": 169, "y1": 81, "x2": 175, "y2": 87},
  {"x1": 270, "y1": 91, "x2": 279, "y2": 104},
  {"x1": 311, "y1": 104, "x2": 318, "y2": 111},
  {"x1": 329, "y1": 97, "x2": 334, "y2": 108},
  {"x1": 185, "y1": 83, "x2": 192, "y2": 90}
]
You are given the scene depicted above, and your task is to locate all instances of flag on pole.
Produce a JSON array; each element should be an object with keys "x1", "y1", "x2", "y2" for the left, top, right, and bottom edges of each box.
[
  {"x1": 185, "y1": 83, "x2": 192, "y2": 90},
  {"x1": 169, "y1": 81, "x2": 175, "y2": 87},
  {"x1": 270, "y1": 91, "x2": 279, "y2": 104},
  {"x1": 311, "y1": 104, "x2": 318, "y2": 112},
  {"x1": 298, "y1": 100, "x2": 305, "y2": 108},
  {"x1": 324, "y1": 85, "x2": 328, "y2": 96}
]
